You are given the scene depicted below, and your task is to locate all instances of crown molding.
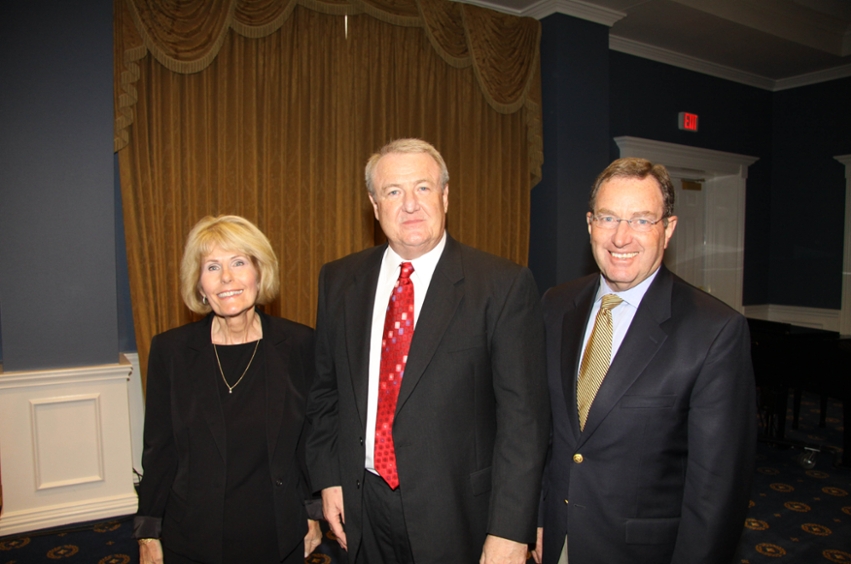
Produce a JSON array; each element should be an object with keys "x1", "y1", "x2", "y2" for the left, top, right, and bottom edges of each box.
[
  {"x1": 453, "y1": 0, "x2": 624, "y2": 25},
  {"x1": 610, "y1": 36, "x2": 851, "y2": 91},
  {"x1": 773, "y1": 63, "x2": 851, "y2": 91},
  {"x1": 609, "y1": 36, "x2": 775, "y2": 90}
]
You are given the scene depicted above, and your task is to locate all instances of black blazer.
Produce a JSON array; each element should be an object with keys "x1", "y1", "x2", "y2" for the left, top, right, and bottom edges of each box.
[
  {"x1": 540, "y1": 266, "x2": 756, "y2": 564},
  {"x1": 134, "y1": 311, "x2": 316, "y2": 564},
  {"x1": 306, "y1": 234, "x2": 550, "y2": 562}
]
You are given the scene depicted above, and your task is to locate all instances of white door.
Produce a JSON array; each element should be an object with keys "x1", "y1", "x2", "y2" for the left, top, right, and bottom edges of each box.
[{"x1": 664, "y1": 176, "x2": 706, "y2": 291}]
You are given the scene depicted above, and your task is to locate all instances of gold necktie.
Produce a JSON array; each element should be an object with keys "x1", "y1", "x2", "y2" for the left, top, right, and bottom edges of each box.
[{"x1": 577, "y1": 294, "x2": 623, "y2": 431}]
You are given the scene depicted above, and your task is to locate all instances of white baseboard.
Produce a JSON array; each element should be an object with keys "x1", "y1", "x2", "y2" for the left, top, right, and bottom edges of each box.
[
  {"x1": 0, "y1": 493, "x2": 137, "y2": 537},
  {"x1": 743, "y1": 304, "x2": 840, "y2": 332}
]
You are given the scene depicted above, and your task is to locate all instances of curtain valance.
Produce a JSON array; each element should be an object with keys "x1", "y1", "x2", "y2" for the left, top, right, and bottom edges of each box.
[{"x1": 115, "y1": 0, "x2": 542, "y2": 181}]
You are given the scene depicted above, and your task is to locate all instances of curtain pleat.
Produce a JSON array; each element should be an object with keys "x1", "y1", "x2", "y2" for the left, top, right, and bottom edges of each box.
[{"x1": 115, "y1": 0, "x2": 541, "y2": 388}]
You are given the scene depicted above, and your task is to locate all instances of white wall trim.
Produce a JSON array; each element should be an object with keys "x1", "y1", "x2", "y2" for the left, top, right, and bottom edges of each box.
[
  {"x1": 0, "y1": 494, "x2": 138, "y2": 536},
  {"x1": 774, "y1": 64, "x2": 851, "y2": 91},
  {"x1": 0, "y1": 361, "x2": 137, "y2": 536},
  {"x1": 744, "y1": 304, "x2": 841, "y2": 332},
  {"x1": 454, "y1": 0, "x2": 625, "y2": 24},
  {"x1": 610, "y1": 36, "x2": 851, "y2": 92},
  {"x1": 836, "y1": 154, "x2": 851, "y2": 335},
  {"x1": 609, "y1": 36, "x2": 775, "y2": 91},
  {"x1": 614, "y1": 136, "x2": 759, "y2": 177}
]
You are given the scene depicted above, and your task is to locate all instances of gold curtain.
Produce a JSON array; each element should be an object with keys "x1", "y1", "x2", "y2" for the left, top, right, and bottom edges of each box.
[{"x1": 114, "y1": 0, "x2": 543, "y2": 387}]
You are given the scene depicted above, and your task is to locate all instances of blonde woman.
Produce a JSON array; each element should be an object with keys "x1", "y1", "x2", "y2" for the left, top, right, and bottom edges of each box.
[{"x1": 134, "y1": 215, "x2": 321, "y2": 564}]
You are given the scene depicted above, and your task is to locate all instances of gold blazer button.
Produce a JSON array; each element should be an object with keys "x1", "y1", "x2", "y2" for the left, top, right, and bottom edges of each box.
[{"x1": 573, "y1": 453, "x2": 584, "y2": 463}]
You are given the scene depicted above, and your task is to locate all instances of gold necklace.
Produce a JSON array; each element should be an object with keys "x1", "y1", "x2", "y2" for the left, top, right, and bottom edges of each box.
[{"x1": 214, "y1": 339, "x2": 260, "y2": 394}]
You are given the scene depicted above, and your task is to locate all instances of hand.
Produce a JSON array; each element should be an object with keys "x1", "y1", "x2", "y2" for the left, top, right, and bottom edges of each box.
[
  {"x1": 321, "y1": 486, "x2": 347, "y2": 550},
  {"x1": 532, "y1": 527, "x2": 543, "y2": 564},
  {"x1": 479, "y1": 534, "x2": 529, "y2": 564},
  {"x1": 138, "y1": 538, "x2": 164, "y2": 564},
  {"x1": 304, "y1": 519, "x2": 322, "y2": 557}
]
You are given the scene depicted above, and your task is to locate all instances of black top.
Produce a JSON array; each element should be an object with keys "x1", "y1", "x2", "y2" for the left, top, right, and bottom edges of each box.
[{"x1": 216, "y1": 340, "x2": 278, "y2": 563}]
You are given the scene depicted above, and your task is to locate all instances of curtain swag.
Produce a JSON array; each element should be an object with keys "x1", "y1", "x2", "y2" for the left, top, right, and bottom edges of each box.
[{"x1": 115, "y1": 0, "x2": 543, "y2": 181}]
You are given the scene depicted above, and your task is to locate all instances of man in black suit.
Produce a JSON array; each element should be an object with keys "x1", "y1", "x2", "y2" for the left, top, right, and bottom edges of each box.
[
  {"x1": 306, "y1": 139, "x2": 549, "y2": 563},
  {"x1": 536, "y1": 158, "x2": 756, "y2": 564}
]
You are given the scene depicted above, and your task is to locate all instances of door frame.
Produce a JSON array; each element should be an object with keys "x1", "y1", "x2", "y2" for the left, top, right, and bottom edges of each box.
[{"x1": 614, "y1": 136, "x2": 758, "y2": 312}]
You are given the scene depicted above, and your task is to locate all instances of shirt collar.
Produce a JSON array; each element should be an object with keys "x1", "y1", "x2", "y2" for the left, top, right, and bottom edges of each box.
[
  {"x1": 595, "y1": 267, "x2": 660, "y2": 309},
  {"x1": 382, "y1": 231, "x2": 447, "y2": 283}
]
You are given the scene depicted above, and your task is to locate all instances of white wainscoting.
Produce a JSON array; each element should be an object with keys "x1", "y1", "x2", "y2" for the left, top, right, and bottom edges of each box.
[
  {"x1": 0, "y1": 359, "x2": 138, "y2": 536},
  {"x1": 744, "y1": 304, "x2": 841, "y2": 332}
]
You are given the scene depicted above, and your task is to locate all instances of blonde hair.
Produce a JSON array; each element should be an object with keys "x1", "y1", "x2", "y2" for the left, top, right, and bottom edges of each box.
[
  {"x1": 180, "y1": 215, "x2": 280, "y2": 314},
  {"x1": 365, "y1": 138, "x2": 449, "y2": 196}
]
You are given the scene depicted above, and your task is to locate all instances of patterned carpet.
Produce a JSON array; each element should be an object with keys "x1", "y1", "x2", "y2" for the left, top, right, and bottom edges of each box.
[
  {"x1": 734, "y1": 393, "x2": 850, "y2": 563},
  {"x1": 0, "y1": 391, "x2": 847, "y2": 563}
]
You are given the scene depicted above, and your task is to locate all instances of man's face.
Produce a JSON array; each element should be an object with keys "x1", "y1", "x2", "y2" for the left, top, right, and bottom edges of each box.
[
  {"x1": 588, "y1": 175, "x2": 677, "y2": 292},
  {"x1": 369, "y1": 152, "x2": 448, "y2": 260}
]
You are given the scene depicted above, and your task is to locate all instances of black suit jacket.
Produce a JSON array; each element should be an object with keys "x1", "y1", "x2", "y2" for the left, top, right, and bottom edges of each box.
[
  {"x1": 134, "y1": 311, "x2": 316, "y2": 563},
  {"x1": 541, "y1": 266, "x2": 756, "y2": 564},
  {"x1": 306, "y1": 234, "x2": 549, "y2": 562}
]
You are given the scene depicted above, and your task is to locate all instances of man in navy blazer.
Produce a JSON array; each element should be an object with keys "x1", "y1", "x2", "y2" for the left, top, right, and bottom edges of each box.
[
  {"x1": 536, "y1": 158, "x2": 756, "y2": 564},
  {"x1": 306, "y1": 139, "x2": 549, "y2": 563}
]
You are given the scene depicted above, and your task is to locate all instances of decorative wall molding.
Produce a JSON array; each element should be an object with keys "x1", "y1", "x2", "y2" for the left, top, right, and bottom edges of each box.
[
  {"x1": 615, "y1": 136, "x2": 758, "y2": 177},
  {"x1": 743, "y1": 304, "x2": 841, "y2": 332},
  {"x1": 31, "y1": 394, "x2": 105, "y2": 490},
  {"x1": 0, "y1": 361, "x2": 137, "y2": 536}
]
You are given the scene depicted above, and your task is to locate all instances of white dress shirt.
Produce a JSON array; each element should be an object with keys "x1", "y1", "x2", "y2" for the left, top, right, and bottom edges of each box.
[{"x1": 364, "y1": 232, "x2": 447, "y2": 473}]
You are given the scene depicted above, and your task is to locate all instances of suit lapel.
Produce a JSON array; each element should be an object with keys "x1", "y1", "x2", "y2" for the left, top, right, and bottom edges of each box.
[
  {"x1": 395, "y1": 235, "x2": 464, "y2": 414},
  {"x1": 578, "y1": 268, "x2": 673, "y2": 444},
  {"x1": 190, "y1": 315, "x2": 228, "y2": 461},
  {"x1": 262, "y1": 312, "x2": 298, "y2": 465},
  {"x1": 560, "y1": 280, "x2": 598, "y2": 442},
  {"x1": 344, "y1": 246, "x2": 385, "y2": 427}
]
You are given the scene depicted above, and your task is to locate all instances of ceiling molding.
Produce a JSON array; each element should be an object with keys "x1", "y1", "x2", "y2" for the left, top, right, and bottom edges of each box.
[
  {"x1": 609, "y1": 36, "x2": 775, "y2": 90},
  {"x1": 773, "y1": 63, "x2": 851, "y2": 91},
  {"x1": 455, "y1": 0, "x2": 625, "y2": 24},
  {"x1": 518, "y1": 0, "x2": 625, "y2": 25}
]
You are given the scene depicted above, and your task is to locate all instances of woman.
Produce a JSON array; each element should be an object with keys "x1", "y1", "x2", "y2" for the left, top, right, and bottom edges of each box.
[{"x1": 134, "y1": 215, "x2": 322, "y2": 564}]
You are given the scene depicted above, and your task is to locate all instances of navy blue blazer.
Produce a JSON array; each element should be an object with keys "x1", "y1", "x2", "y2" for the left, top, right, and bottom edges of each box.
[{"x1": 541, "y1": 266, "x2": 756, "y2": 564}]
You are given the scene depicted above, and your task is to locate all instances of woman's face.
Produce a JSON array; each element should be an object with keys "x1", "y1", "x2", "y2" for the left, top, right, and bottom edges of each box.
[{"x1": 199, "y1": 244, "x2": 259, "y2": 319}]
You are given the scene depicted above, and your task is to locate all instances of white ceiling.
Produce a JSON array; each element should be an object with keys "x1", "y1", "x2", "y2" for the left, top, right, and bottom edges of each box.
[{"x1": 456, "y1": 0, "x2": 851, "y2": 90}]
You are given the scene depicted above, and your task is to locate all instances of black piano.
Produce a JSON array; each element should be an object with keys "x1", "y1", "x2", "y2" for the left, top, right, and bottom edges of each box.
[{"x1": 748, "y1": 318, "x2": 850, "y2": 467}]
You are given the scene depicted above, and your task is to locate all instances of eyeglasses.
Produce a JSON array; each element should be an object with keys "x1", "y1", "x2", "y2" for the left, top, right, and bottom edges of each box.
[{"x1": 590, "y1": 215, "x2": 666, "y2": 233}]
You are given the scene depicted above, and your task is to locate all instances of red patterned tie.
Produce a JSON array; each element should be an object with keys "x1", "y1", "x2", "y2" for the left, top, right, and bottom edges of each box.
[{"x1": 374, "y1": 262, "x2": 415, "y2": 489}]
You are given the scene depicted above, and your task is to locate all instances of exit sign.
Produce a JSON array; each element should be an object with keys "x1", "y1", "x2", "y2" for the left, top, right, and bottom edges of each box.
[{"x1": 678, "y1": 112, "x2": 699, "y2": 132}]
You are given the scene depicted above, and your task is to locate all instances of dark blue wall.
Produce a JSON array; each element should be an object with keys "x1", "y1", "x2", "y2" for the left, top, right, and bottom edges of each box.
[
  {"x1": 0, "y1": 0, "x2": 118, "y2": 370},
  {"x1": 769, "y1": 78, "x2": 851, "y2": 309},
  {"x1": 529, "y1": 14, "x2": 611, "y2": 295},
  {"x1": 608, "y1": 52, "x2": 775, "y2": 305}
]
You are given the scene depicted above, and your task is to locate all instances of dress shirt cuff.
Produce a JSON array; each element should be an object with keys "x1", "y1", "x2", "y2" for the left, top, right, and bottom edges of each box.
[
  {"x1": 133, "y1": 516, "x2": 162, "y2": 539},
  {"x1": 304, "y1": 498, "x2": 324, "y2": 521}
]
